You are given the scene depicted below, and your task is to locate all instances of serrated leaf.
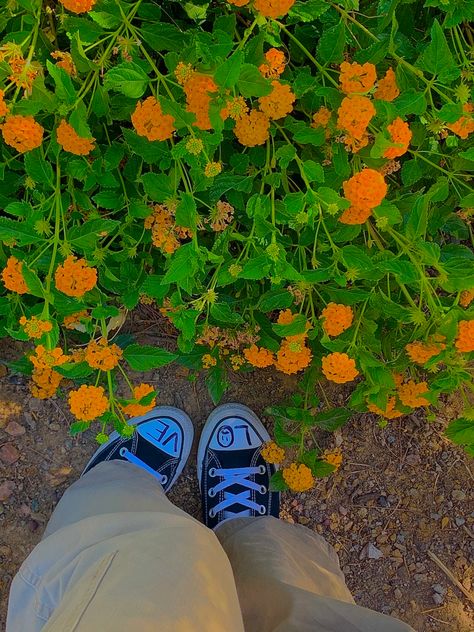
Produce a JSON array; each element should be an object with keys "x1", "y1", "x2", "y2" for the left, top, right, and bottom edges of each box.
[
  {"x1": 214, "y1": 51, "x2": 244, "y2": 89},
  {"x1": 237, "y1": 64, "x2": 272, "y2": 97},
  {"x1": 123, "y1": 344, "x2": 177, "y2": 370},
  {"x1": 142, "y1": 172, "x2": 174, "y2": 202},
  {"x1": 317, "y1": 22, "x2": 346, "y2": 64},
  {"x1": 269, "y1": 470, "x2": 289, "y2": 491},
  {"x1": 104, "y1": 62, "x2": 148, "y2": 98},
  {"x1": 445, "y1": 418, "x2": 474, "y2": 447},
  {"x1": 24, "y1": 149, "x2": 54, "y2": 188},
  {"x1": 313, "y1": 408, "x2": 351, "y2": 431},
  {"x1": 0, "y1": 218, "x2": 43, "y2": 246},
  {"x1": 420, "y1": 19, "x2": 460, "y2": 83}
]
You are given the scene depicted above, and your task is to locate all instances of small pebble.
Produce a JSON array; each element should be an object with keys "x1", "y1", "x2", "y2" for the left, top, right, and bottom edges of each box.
[
  {"x1": 455, "y1": 517, "x2": 465, "y2": 527},
  {"x1": 432, "y1": 584, "x2": 446, "y2": 595},
  {"x1": 432, "y1": 593, "x2": 444, "y2": 605}
]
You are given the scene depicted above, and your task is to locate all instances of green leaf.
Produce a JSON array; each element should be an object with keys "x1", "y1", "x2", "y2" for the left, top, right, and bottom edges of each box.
[
  {"x1": 175, "y1": 193, "x2": 197, "y2": 230},
  {"x1": 70, "y1": 421, "x2": 90, "y2": 436},
  {"x1": 393, "y1": 90, "x2": 427, "y2": 115},
  {"x1": 272, "y1": 313, "x2": 308, "y2": 337},
  {"x1": 46, "y1": 60, "x2": 76, "y2": 103},
  {"x1": 21, "y1": 267, "x2": 45, "y2": 298},
  {"x1": 4, "y1": 202, "x2": 32, "y2": 217},
  {"x1": 258, "y1": 288, "x2": 293, "y2": 312},
  {"x1": 214, "y1": 51, "x2": 244, "y2": 88},
  {"x1": 162, "y1": 243, "x2": 201, "y2": 285},
  {"x1": 290, "y1": 0, "x2": 330, "y2": 20},
  {"x1": 210, "y1": 302, "x2": 243, "y2": 325},
  {"x1": 317, "y1": 22, "x2": 346, "y2": 64},
  {"x1": 0, "y1": 218, "x2": 43, "y2": 246},
  {"x1": 92, "y1": 190, "x2": 124, "y2": 210},
  {"x1": 311, "y1": 460, "x2": 336, "y2": 478},
  {"x1": 24, "y1": 149, "x2": 54, "y2": 188},
  {"x1": 206, "y1": 365, "x2": 229, "y2": 404},
  {"x1": 420, "y1": 19, "x2": 460, "y2": 83},
  {"x1": 56, "y1": 362, "x2": 94, "y2": 378},
  {"x1": 122, "y1": 128, "x2": 169, "y2": 164},
  {"x1": 129, "y1": 199, "x2": 151, "y2": 218},
  {"x1": 405, "y1": 195, "x2": 428, "y2": 240},
  {"x1": 237, "y1": 64, "x2": 272, "y2": 97},
  {"x1": 313, "y1": 408, "x2": 351, "y2": 431},
  {"x1": 302, "y1": 160, "x2": 324, "y2": 183},
  {"x1": 104, "y1": 62, "x2": 149, "y2": 98},
  {"x1": 123, "y1": 344, "x2": 177, "y2": 370},
  {"x1": 445, "y1": 418, "x2": 474, "y2": 447},
  {"x1": 269, "y1": 470, "x2": 289, "y2": 492},
  {"x1": 240, "y1": 255, "x2": 272, "y2": 280},
  {"x1": 273, "y1": 416, "x2": 300, "y2": 446},
  {"x1": 142, "y1": 172, "x2": 174, "y2": 202},
  {"x1": 141, "y1": 23, "x2": 188, "y2": 53},
  {"x1": 69, "y1": 219, "x2": 119, "y2": 250},
  {"x1": 401, "y1": 159, "x2": 424, "y2": 186}
]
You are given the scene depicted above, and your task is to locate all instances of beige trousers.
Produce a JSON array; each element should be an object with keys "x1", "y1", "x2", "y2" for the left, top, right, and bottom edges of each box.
[{"x1": 7, "y1": 461, "x2": 414, "y2": 632}]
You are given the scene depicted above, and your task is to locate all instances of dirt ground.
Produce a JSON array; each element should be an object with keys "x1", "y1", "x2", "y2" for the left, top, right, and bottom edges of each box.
[{"x1": 0, "y1": 332, "x2": 473, "y2": 631}]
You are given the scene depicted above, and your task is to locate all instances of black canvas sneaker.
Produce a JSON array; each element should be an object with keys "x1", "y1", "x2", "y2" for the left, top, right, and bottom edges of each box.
[
  {"x1": 198, "y1": 403, "x2": 280, "y2": 529},
  {"x1": 82, "y1": 406, "x2": 193, "y2": 493}
]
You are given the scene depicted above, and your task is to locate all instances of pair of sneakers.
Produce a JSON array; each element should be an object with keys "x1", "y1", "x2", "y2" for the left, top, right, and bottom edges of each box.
[{"x1": 82, "y1": 403, "x2": 280, "y2": 529}]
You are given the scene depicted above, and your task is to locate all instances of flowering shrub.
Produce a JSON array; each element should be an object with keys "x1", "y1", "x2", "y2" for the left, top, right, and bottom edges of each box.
[{"x1": 0, "y1": 0, "x2": 473, "y2": 490}]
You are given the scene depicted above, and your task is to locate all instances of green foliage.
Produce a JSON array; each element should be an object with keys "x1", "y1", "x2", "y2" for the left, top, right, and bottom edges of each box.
[{"x1": 0, "y1": 0, "x2": 473, "y2": 476}]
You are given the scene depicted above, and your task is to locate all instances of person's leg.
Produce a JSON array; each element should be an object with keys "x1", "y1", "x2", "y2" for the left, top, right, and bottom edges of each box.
[
  {"x1": 198, "y1": 404, "x2": 415, "y2": 632},
  {"x1": 7, "y1": 408, "x2": 244, "y2": 632}
]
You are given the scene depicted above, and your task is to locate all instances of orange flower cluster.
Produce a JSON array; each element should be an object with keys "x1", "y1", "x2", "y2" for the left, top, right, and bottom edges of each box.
[
  {"x1": 243, "y1": 344, "x2": 275, "y2": 368},
  {"x1": 209, "y1": 200, "x2": 234, "y2": 232},
  {"x1": 374, "y1": 68, "x2": 399, "y2": 102},
  {"x1": 131, "y1": 96, "x2": 175, "y2": 142},
  {"x1": 51, "y1": 51, "x2": 76, "y2": 76},
  {"x1": 1, "y1": 115, "x2": 44, "y2": 152},
  {"x1": 261, "y1": 441, "x2": 286, "y2": 464},
  {"x1": 259, "y1": 48, "x2": 286, "y2": 79},
  {"x1": 405, "y1": 337, "x2": 445, "y2": 365},
  {"x1": 322, "y1": 352, "x2": 359, "y2": 384},
  {"x1": 320, "y1": 303, "x2": 353, "y2": 337},
  {"x1": 455, "y1": 320, "x2": 474, "y2": 353},
  {"x1": 19, "y1": 316, "x2": 52, "y2": 339},
  {"x1": 227, "y1": 0, "x2": 250, "y2": 6},
  {"x1": 183, "y1": 72, "x2": 217, "y2": 130},
  {"x1": 63, "y1": 310, "x2": 89, "y2": 330},
  {"x1": 56, "y1": 120, "x2": 95, "y2": 156},
  {"x1": 55, "y1": 256, "x2": 97, "y2": 297},
  {"x1": 30, "y1": 345, "x2": 68, "y2": 399},
  {"x1": 341, "y1": 169, "x2": 387, "y2": 225},
  {"x1": 447, "y1": 103, "x2": 474, "y2": 139},
  {"x1": 259, "y1": 80, "x2": 295, "y2": 120},
  {"x1": 367, "y1": 396, "x2": 403, "y2": 419},
  {"x1": 384, "y1": 117, "x2": 412, "y2": 159},
  {"x1": 121, "y1": 383, "x2": 156, "y2": 417},
  {"x1": 339, "y1": 61, "x2": 376, "y2": 94},
  {"x1": 274, "y1": 310, "x2": 312, "y2": 375},
  {"x1": 85, "y1": 338, "x2": 123, "y2": 371},
  {"x1": 312, "y1": 106, "x2": 331, "y2": 129},
  {"x1": 68, "y1": 385, "x2": 109, "y2": 421},
  {"x1": 220, "y1": 96, "x2": 248, "y2": 121},
  {"x1": 230, "y1": 354, "x2": 245, "y2": 371},
  {"x1": 322, "y1": 448, "x2": 343, "y2": 469},
  {"x1": 337, "y1": 95, "x2": 375, "y2": 153},
  {"x1": 59, "y1": 0, "x2": 96, "y2": 13},
  {"x1": 1, "y1": 256, "x2": 28, "y2": 294},
  {"x1": 144, "y1": 203, "x2": 191, "y2": 254},
  {"x1": 233, "y1": 109, "x2": 270, "y2": 146},
  {"x1": 8, "y1": 57, "x2": 39, "y2": 90},
  {"x1": 0, "y1": 90, "x2": 7, "y2": 117},
  {"x1": 460, "y1": 289, "x2": 474, "y2": 308},
  {"x1": 398, "y1": 380, "x2": 430, "y2": 408},
  {"x1": 254, "y1": 0, "x2": 296, "y2": 18},
  {"x1": 282, "y1": 462, "x2": 314, "y2": 492}
]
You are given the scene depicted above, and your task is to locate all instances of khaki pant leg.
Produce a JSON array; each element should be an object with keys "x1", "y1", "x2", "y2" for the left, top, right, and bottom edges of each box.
[
  {"x1": 7, "y1": 461, "x2": 244, "y2": 632},
  {"x1": 216, "y1": 516, "x2": 415, "y2": 632}
]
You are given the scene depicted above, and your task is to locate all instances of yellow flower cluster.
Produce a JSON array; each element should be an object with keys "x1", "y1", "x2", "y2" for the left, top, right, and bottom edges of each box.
[
  {"x1": 19, "y1": 316, "x2": 52, "y2": 339},
  {"x1": 68, "y1": 385, "x2": 109, "y2": 421},
  {"x1": 261, "y1": 441, "x2": 286, "y2": 464},
  {"x1": 282, "y1": 463, "x2": 314, "y2": 492}
]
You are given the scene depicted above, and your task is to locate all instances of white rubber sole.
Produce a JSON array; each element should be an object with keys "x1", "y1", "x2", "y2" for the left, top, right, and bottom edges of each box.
[
  {"x1": 82, "y1": 406, "x2": 194, "y2": 491},
  {"x1": 197, "y1": 403, "x2": 271, "y2": 490}
]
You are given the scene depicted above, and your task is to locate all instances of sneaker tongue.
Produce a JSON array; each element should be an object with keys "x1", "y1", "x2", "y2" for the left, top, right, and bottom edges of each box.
[{"x1": 208, "y1": 418, "x2": 263, "y2": 451}]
